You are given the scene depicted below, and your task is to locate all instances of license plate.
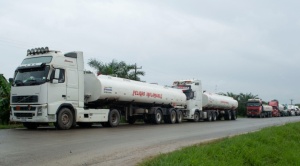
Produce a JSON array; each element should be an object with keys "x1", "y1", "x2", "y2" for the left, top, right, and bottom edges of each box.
[{"x1": 21, "y1": 118, "x2": 27, "y2": 122}]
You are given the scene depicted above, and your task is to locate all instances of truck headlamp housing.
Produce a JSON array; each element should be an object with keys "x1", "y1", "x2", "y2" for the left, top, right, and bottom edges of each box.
[{"x1": 37, "y1": 107, "x2": 43, "y2": 116}]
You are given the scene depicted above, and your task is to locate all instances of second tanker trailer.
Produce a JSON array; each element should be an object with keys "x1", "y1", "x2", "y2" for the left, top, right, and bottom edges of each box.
[{"x1": 10, "y1": 48, "x2": 238, "y2": 130}]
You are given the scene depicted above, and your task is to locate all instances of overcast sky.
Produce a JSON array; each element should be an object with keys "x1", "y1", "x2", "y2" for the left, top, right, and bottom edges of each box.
[{"x1": 0, "y1": 0, "x2": 299, "y2": 104}]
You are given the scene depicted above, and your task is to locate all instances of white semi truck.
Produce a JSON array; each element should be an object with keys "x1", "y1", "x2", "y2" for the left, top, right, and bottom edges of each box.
[{"x1": 10, "y1": 47, "x2": 238, "y2": 130}]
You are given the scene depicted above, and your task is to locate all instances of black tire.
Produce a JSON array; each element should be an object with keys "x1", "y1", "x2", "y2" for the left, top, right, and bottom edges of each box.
[
  {"x1": 212, "y1": 112, "x2": 217, "y2": 121},
  {"x1": 206, "y1": 111, "x2": 212, "y2": 122},
  {"x1": 23, "y1": 122, "x2": 38, "y2": 129},
  {"x1": 193, "y1": 112, "x2": 200, "y2": 122},
  {"x1": 127, "y1": 116, "x2": 136, "y2": 124},
  {"x1": 169, "y1": 110, "x2": 176, "y2": 124},
  {"x1": 224, "y1": 110, "x2": 232, "y2": 120},
  {"x1": 152, "y1": 109, "x2": 163, "y2": 124},
  {"x1": 108, "y1": 109, "x2": 120, "y2": 127},
  {"x1": 176, "y1": 111, "x2": 183, "y2": 123},
  {"x1": 231, "y1": 110, "x2": 237, "y2": 120},
  {"x1": 55, "y1": 107, "x2": 74, "y2": 130},
  {"x1": 77, "y1": 122, "x2": 93, "y2": 128}
]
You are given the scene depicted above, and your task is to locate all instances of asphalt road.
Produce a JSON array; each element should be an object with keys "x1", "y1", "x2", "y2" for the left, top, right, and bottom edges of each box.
[{"x1": 1, "y1": 116, "x2": 300, "y2": 166}]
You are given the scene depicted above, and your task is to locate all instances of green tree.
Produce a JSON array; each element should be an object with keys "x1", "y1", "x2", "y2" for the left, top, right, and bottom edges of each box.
[
  {"x1": 88, "y1": 59, "x2": 145, "y2": 81},
  {"x1": 0, "y1": 74, "x2": 11, "y2": 124}
]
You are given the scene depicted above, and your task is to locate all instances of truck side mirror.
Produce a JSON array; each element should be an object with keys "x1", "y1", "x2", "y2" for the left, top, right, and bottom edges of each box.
[
  {"x1": 54, "y1": 69, "x2": 60, "y2": 79},
  {"x1": 9, "y1": 78, "x2": 14, "y2": 84},
  {"x1": 51, "y1": 69, "x2": 61, "y2": 84}
]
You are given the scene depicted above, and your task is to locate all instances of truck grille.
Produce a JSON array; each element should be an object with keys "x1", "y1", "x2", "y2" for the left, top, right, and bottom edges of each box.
[
  {"x1": 14, "y1": 106, "x2": 36, "y2": 111},
  {"x1": 14, "y1": 113, "x2": 34, "y2": 118},
  {"x1": 12, "y1": 96, "x2": 38, "y2": 103}
]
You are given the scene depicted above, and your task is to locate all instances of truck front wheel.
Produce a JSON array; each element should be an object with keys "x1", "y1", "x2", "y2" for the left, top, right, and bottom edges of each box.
[
  {"x1": 55, "y1": 107, "x2": 74, "y2": 130},
  {"x1": 193, "y1": 112, "x2": 200, "y2": 122}
]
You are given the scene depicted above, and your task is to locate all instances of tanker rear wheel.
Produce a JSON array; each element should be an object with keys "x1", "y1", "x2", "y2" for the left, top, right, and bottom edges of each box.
[
  {"x1": 231, "y1": 110, "x2": 237, "y2": 120},
  {"x1": 224, "y1": 110, "x2": 232, "y2": 120},
  {"x1": 206, "y1": 111, "x2": 212, "y2": 122},
  {"x1": 152, "y1": 110, "x2": 163, "y2": 124},
  {"x1": 212, "y1": 111, "x2": 217, "y2": 121}
]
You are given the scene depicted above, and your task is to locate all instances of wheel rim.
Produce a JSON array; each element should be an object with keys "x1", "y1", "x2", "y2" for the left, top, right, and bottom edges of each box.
[
  {"x1": 156, "y1": 112, "x2": 161, "y2": 121},
  {"x1": 61, "y1": 113, "x2": 70, "y2": 125},
  {"x1": 195, "y1": 113, "x2": 199, "y2": 121},
  {"x1": 171, "y1": 111, "x2": 176, "y2": 122},
  {"x1": 178, "y1": 113, "x2": 182, "y2": 121},
  {"x1": 111, "y1": 113, "x2": 117, "y2": 123}
]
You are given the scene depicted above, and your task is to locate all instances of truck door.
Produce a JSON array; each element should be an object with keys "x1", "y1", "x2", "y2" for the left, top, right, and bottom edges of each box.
[
  {"x1": 48, "y1": 68, "x2": 67, "y2": 114},
  {"x1": 66, "y1": 68, "x2": 79, "y2": 104}
]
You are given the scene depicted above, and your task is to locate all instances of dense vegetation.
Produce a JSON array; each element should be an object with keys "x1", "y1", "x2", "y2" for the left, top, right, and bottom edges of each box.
[
  {"x1": 0, "y1": 74, "x2": 11, "y2": 124},
  {"x1": 88, "y1": 59, "x2": 145, "y2": 81},
  {"x1": 139, "y1": 121, "x2": 300, "y2": 166}
]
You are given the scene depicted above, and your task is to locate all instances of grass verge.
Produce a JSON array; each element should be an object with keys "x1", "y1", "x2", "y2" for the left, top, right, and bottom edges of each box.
[
  {"x1": 139, "y1": 122, "x2": 300, "y2": 166},
  {"x1": 0, "y1": 123, "x2": 23, "y2": 129}
]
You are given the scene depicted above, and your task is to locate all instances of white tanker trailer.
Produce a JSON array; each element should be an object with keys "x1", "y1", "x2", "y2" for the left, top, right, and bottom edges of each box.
[{"x1": 10, "y1": 48, "x2": 238, "y2": 130}]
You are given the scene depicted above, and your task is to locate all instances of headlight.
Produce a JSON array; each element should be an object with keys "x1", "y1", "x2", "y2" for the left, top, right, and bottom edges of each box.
[{"x1": 37, "y1": 107, "x2": 43, "y2": 116}]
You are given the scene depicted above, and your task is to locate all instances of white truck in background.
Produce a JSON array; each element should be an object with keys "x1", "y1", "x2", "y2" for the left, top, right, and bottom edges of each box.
[{"x1": 10, "y1": 47, "x2": 238, "y2": 130}]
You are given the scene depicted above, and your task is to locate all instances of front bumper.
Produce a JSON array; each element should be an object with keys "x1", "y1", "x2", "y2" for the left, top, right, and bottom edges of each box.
[{"x1": 10, "y1": 104, "x2": 56, "y2": 123}]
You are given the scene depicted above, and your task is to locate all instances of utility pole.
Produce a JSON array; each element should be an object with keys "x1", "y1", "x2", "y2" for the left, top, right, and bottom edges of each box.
[
  {"x1": 291, "y1": 99, "x2": 293, "y2": 105},
  {"x1": 134, "y1": 63, "x2": 142, "y2": 80}
]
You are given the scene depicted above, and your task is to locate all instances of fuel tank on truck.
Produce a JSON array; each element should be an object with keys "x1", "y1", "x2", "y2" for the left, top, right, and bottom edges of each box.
[
  {"x1": 202, "y1": 92, "x2": 238, "y2": 110},
  {"x1": 278, "y1": 104, "x2": 284, "y2": 111},
  {"x1": 262, "y1": 105, "x2": 273, "y2": 112},
  {"x1": 84, "y1": 73, "x2": 186, "y2": 106}
]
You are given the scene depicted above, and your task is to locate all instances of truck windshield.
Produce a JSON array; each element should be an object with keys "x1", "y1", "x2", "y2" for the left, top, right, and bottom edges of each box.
[
  {"x1": 183, "y1": 90, "x2": 194, "y2": 100},
  {"x1": 13, "y1": 66, "x2": 50, "y2": 86},
  {"x1": 22, "y1": 56, "x2": 52, "y2": 64},
  {"x1": 247, "y1": 102, "x2": 260, "y2": 107}
]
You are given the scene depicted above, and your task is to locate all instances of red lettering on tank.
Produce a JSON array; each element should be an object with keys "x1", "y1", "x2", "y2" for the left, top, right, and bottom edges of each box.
[
  {"x1": 133, "y1": 90, "x2": 162, "y2": 99},
  {"x1": 221, "y1": 101, "x2": 229, "y2": 104}
]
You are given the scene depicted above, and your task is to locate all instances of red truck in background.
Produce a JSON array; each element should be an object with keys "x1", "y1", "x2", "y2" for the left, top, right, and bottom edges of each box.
[
  {"x1": 268, "y1": 100, "x2": 283, "y2": 117},
  {"x1": 247, "y1": 99, "x2": 273, "y2": 118}
]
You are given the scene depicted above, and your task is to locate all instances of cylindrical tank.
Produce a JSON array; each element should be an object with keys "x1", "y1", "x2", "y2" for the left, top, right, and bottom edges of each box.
[
  {"x1": 202, "y1": 92, "x2": 238, "y2": 110},
  {"x1": 84, "y1": 73, "x2": 186, "y2": 106},
  {"x1": 262, "y1": 105, "x2": 273, "y2": 112},
  {"x1": 278, "y1": 104, "x2": 284, "y2": 111}
]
